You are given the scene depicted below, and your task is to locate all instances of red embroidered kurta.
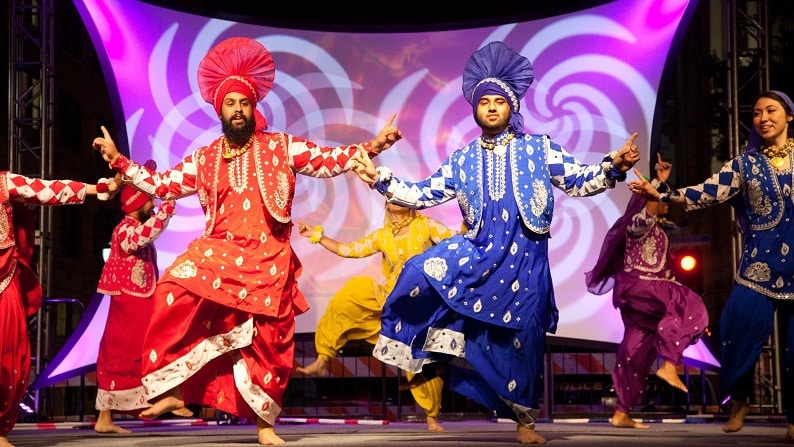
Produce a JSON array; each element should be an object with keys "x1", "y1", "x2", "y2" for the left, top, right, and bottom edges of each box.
[
  {"x1": 0, "y1": 172, "x2": 88, "y2": 436},
  {"x1": 95, "y1": 202, "x2": 175, "y2": 412},
  {"x1": 113, "y1": 131, "x2": 372, "y2": 425}
]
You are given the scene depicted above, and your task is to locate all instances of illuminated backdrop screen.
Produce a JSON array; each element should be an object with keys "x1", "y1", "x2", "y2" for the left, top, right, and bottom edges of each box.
[{"x1": 74, "y1": 0, "x2": 701, "y2": 347}]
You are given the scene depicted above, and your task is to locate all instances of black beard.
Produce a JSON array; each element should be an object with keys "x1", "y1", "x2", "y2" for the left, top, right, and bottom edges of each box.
[
  {"x1": 222, "y1": 116, "x2": 255, "y2": 146},
  {"x1": 135, "y1": 207, "x2": 152, "y2": 222}
]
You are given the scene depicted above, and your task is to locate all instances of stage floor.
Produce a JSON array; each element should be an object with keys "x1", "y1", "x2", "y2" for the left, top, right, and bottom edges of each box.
[{"x1": 7, "y1": 417, "x2": 791, "y2": 447}]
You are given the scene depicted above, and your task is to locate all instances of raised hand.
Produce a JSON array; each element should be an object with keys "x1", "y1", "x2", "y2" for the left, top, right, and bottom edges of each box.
[
  {"x1": 351, "y1": 146, "x2": 379, "y2": 186},
  {"x1": 612, "y1": 132, "x2": 640, "y2": 172},
  {"x1": 627, "y1": 167, "x2": 661, "y2": 201},
  {"x1": 92, "y1": 125, "x2": 121, "y2": 164},
  {"x1": 109, "y1": 173, "x2": 124, "y2": 194},
  {"x1": 371, "y1": 113, "x2": 402, "y2": 154},
  {"x1": 654, "y1": 153, "x2": 672, "y2": 184}
]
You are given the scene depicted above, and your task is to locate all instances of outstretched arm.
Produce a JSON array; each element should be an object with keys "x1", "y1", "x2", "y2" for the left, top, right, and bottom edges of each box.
[{"x1": 296, "y1": 221, "x2": 340, "y2": 253}]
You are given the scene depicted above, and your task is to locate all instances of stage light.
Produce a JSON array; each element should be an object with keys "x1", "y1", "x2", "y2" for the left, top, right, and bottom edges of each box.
[
  {"x1": 671, "y1": 247, "x2": 703, "y2": 293},
  {"x1": 679, "y1": 254, "x2": 697, "y2": 272}
]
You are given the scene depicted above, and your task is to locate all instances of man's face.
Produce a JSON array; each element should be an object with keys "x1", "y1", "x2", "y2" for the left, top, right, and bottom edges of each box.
[
  {"x1": 135, "y1": 198, "x2": 156, "y2": 222},
  {"x1": 220, "y1": 91, "x2": 255, "y2": 145},
  {"x1": 475, "y1": 94, "x2": 511, "y2": 136}
]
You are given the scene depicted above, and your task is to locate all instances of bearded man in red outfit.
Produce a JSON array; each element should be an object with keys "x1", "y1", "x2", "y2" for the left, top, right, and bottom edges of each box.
[{"x1": 92, "y1": 37, "x2": 402, "y2": 445}]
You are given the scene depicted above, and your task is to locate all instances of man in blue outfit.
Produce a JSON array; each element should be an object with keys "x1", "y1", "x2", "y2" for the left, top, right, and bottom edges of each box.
[{"x1": 351, "y1": 41, "x2": 640, "y2": 444}]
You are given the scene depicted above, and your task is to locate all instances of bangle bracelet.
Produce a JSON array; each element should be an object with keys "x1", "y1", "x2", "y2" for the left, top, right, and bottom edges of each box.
[
  {"x1": 108, "y1": 153, "x2": 120, "y2": 167},
  {"x1": 309, "y1": 226, "x2": 324, "y2": 244}
]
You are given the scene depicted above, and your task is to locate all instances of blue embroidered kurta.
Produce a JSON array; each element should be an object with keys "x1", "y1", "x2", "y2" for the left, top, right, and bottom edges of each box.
[
  {"x1": 371, "y1": 130, "x2": 625, "y2": 424},
  {"x1": 672, "y1": 152, "x2": 794, "y2": 424}
]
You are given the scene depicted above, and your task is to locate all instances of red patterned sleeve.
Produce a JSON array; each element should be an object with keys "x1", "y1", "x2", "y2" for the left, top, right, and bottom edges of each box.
[
  {"x1": 113, "y1": 153, "x2": 197, "y2": 199},
  {"x1": 4, "y1": 172, "x2": 86, "y2": 205},
  {"x1": 117, "y1": 203, "x2": 176, "y2": 254},
  {"x1": 288, "y1": 133, "x2": 374, "y2": 178}
]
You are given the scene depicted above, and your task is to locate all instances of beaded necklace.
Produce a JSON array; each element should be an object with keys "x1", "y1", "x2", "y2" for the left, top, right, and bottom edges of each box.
[
  {"x1": 761, "y1": 138, "x2": 794, "y2": 169},
  {"x1": 479, "y1": 132, "x2": 514, "y2": 157},
  {"x1": 222, "y1": 136, "x2": 253, "y2": 159},
  {"x1": 389, "y1": 216, "x2": 414, "y2": 235}
]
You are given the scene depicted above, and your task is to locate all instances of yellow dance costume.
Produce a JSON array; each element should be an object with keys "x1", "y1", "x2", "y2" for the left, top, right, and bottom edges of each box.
[{"x1": 313, "y1": 212, "x2": 456, "y2": 419}]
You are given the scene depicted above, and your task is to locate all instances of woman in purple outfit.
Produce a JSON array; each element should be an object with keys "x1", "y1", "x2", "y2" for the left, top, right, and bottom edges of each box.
[{"x1": 586, "y1": 154, "x2": 709, "y2": 429}]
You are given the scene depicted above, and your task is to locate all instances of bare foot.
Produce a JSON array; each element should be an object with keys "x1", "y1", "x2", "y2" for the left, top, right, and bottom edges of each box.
[
  {"x1": 610, "y1": 410, "x2": 650, "y2": 429},
  {"x1": 256, "y1": 417, "x2": 285, "y2": 445},
  {"x1": 426, "y1": 415, "x2": 444, "y2": 432},
  {"x1": 517, "y1": 424, "x2": 546, "y2": 444},
  {"x1": 296, "y1": 357, "x2": 328, "y2": 377},
  {"x1": 140, "y1": 395, "x2": 187, "y2": 420},
  {"x1": 94, "y1": 409, "x2": 132, "y2": 434},
  {"x1": 0, "y1": 435, "x2": 15, "y2": 447},
  {"x1": 723, "y1": 399, "x2": 749, "y2": 433},
  {"x1": 656, "y1": 360, "x2": 688, "y2": 393},
  {"x1": 786, "y1": 423, "x2": 794, "y2": 443},
  {"x1": 171, "y1": 407, "x2": 194, "y2": 417},
  {"x1": 94, "y1": 421, "x2": 132, "y2": 434}
]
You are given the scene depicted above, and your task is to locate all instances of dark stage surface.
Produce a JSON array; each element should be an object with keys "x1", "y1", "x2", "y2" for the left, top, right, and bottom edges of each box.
[{"x1": 7, "y1": 418, "x2": 791, "y2": 447}]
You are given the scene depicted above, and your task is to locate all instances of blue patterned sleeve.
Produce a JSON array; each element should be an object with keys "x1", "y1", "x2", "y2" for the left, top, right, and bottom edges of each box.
[
  {"x1": 674, "y1": 158, "x2": 743, "y2": 210},
  {"x1": 546, "y1": 137, "x2": 620, "y2": 197},
  {"x1": 373, "y1": 156, "x2": 457, "y2": 209}
]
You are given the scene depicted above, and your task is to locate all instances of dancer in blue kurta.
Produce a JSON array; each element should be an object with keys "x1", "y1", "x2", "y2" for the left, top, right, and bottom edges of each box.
[
  {"x1": 629, "y1": 90, "x2": 794, "y2": 444},
  {"x1": 351, "y1": 41, "x2": 641, "y2": 444}
]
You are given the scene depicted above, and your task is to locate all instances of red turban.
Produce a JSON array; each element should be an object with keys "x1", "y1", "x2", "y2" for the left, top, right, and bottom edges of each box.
[
  {"x1": 120, "y1": 186, "x2": 150, "y2": 213},
  {"x1": 197, "y1": 37, "x2": 275, "y2": 131}
]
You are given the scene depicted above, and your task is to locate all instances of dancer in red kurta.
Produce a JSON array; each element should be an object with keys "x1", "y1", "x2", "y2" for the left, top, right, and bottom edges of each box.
[
  {"x1": 0, "y1": 172, "x2": 120, "y2": 447},
  {"x1": 93, "y1": 173, "x2": 179, "y2": 434},
  {"x1": 91, "y1": 37, "x2": 402, "y2": 446}
]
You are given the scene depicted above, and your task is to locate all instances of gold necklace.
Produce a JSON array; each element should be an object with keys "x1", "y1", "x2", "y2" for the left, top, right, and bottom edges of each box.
[
  {"x1": 389, "y1": 216, "x2": 414, "y2": 235},
  {"x1": 761, "y1": 138, "x2": 794, "y2": 169},
  {"x1": 479, "y1": 132, "x2": 514, "y2": 157},
  {"x1": 222, "y1": 136, "x2": 253, "y2": 159}
]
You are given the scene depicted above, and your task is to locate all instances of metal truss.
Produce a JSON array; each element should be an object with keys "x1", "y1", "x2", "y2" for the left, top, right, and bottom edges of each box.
[{"x1": 9, "y1": 0, "x2": 55, "y2": 417}]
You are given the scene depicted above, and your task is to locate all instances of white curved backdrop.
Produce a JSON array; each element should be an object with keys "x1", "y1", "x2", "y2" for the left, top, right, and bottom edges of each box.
[{"x1": 73, "y1": 0, "x2": 702, "y2": 349}]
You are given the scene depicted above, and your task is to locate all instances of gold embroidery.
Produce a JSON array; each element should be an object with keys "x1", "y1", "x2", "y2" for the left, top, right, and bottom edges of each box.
[
  {"x1": 641, "y1": 237, "x2": 659, "y2": 265},
  {"x1": 131, "y1": 259, "x2": 147, "y2": 288},
  {"x1": 274, "y1": 172, "x2": 289, "y2": 210},
  {"x1": 743, "y1": 261, "x2": 771, "y2": 282},
  {"x1": 746, "y1": 178, "x2": 771, "y2": 216},
  {"x1": 0, "y1": 206, "x2": 9, "y2": 242},
  {"x1": 170, "y1": 260, "x2": 198, "y2": 278}
]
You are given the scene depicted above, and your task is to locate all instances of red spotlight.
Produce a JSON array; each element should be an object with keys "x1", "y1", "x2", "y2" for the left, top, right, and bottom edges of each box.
[
  {"x1": 671, "y1": 247, "x2": 703, "y2": 293},
  {"x1": 678, "y1": 254, "x2": 697, "y2": 272}
]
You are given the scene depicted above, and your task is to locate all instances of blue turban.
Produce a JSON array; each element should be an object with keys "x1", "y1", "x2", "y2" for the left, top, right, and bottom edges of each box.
[{"x1": 462, "y1": 41, "x2": 534, "y2": 133}]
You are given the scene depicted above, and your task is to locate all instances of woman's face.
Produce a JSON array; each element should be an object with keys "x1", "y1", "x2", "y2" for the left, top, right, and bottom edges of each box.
[
  {"x1": 386, "y1": 202, "x2": 410, "y2": 217},
  {"x1": 753, "y1": 96, "x2": 792, "y2": 145}
]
